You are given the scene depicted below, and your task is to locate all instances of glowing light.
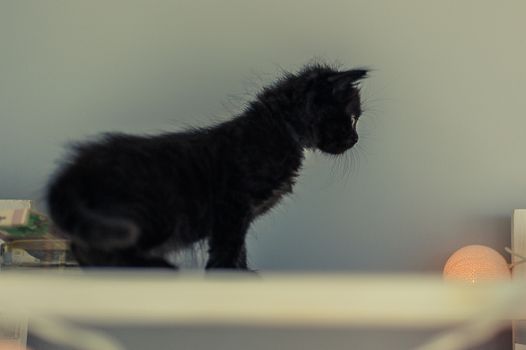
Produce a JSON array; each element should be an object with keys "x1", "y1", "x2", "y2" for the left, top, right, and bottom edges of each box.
[{"x1": 443, "y1": 245, "x2": 511, "y2": 283}]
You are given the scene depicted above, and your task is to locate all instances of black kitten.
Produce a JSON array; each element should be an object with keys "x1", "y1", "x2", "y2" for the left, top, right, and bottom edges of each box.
[{"x1": 46, "y1": 63, "x2": 368, "y2": 270}]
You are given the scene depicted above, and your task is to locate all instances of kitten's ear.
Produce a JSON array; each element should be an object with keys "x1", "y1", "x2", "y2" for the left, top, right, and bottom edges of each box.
[{"x1": 328, "y1": 69, "x2": 369, "y2": 92}]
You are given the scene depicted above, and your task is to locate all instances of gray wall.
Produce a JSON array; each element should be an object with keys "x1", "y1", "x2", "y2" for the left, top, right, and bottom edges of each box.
[{"x1": 1, "y1": 0, "x2": 526, "y2": 274}]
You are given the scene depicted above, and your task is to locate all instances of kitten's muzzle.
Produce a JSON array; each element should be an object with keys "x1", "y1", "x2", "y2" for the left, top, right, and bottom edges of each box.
[{"x1": 321, "y1": 137, "x2": 357, "y2": 154}]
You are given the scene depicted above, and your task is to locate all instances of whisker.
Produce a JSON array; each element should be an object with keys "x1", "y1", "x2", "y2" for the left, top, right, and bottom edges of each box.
[{"x1": 343, "y1": 152, "x2": 352, "y2": 188}]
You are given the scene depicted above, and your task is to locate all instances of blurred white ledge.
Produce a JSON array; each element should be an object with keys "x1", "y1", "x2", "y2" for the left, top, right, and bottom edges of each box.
[{"x1": 0, "y1": 271, "x2": 524, "y2": 328}]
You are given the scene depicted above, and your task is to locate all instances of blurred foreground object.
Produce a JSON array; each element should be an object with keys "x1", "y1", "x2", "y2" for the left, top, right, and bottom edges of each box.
[
  {"x1": 0, "y1": 315, "x2": 28, "y2": 349},
  {"x1": 0, "y1": 341, "x2": 30, "y2": 350},
  {"x1": 0, "y1": 272, "x2": 525, "y2": 350}
]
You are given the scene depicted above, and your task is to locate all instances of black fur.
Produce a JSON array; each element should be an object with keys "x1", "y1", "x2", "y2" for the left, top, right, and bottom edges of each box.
[{"x1": 46, "y1": 63, "x2": 368, "y2": 270}]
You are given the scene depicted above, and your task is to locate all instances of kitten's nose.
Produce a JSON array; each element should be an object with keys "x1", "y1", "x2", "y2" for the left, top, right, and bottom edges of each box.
[{"x1": 346, "y1": 137, "x2": 358, "y2": 147}]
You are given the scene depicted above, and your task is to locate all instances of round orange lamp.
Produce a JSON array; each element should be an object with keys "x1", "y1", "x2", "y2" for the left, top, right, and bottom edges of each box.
[{"x1": 443, "y1": 245, "x2": 511, "y2": 283}]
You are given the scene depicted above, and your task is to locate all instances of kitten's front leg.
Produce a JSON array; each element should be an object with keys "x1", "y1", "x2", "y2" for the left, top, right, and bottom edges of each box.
[{"x1": 206, "y1": 215, "x2": 251, "y2": 270}]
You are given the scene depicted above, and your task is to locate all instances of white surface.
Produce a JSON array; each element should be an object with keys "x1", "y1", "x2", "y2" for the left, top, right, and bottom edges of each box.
[
  {"x1": 513, "y1": 210, "x2": 526, "y2": 349},
  {"x1": 513, "y1": 210, "x2": 526, "y2": 280},
  {"x1": 0, "y1": 272, "x2": 524, "y2": 328}
]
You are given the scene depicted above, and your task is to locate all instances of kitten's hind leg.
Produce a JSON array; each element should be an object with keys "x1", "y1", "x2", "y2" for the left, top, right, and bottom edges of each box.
[{"x1": 70, "y1": 244, "x2": 176, "y2": 269}]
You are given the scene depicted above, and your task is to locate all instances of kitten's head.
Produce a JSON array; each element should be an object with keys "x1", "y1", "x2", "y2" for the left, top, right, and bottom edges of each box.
[
  {"x1": 262, "y1": 64, "x2": 368, "y2": 154},
  {"x1": 300, "y1": 65, "x2": 368, "y2": 154}
]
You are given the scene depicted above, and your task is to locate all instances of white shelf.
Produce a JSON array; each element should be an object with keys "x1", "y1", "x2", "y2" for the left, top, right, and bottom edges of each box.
[{"x1": 0, "y1": 271, "x2": 524, "y2": 328}]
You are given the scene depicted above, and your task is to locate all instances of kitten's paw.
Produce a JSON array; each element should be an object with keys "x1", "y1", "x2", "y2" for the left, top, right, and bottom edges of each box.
[{"x1": 246, "y1": 269, "x2": 261, "y2": 278}]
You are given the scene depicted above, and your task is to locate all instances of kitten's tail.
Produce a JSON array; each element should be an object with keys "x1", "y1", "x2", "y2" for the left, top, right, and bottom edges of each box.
[
  {"x1": 47, "y1": 185, "x2": 139, "y2": 251},
  {"x1": 72, "y1": 205, "x2": 140, "y2": 251}
]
